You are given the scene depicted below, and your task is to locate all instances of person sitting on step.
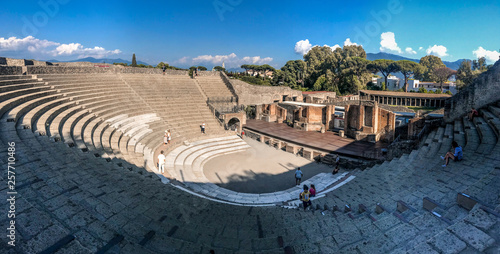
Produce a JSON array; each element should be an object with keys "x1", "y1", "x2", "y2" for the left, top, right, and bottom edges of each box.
[
  {"x1": 441, "y1": 141, "x2": 463, "y2": 167},
  {"x1": 468, "y1": 107, "x2": 479, "y2": 121}
]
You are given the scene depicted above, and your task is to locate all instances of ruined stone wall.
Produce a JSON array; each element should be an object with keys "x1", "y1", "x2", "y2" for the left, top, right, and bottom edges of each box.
[
  {"x1": 25, "y1": 66, "x2": 188, "y2": 75},
  {"x1": 444, "y1": 60, "x2": 500, "y2": 122},
  {"x1": 306, "y1": 107, "x2": 323, "y2": 123},
  {"x1": 228, "y1": 78, "x2": 303, "y2": 105},
  {"x1": 377, "y1": 108, "x2": 396, "y2": 142},
  {"x1": 0, "y1": 57, "x2": 7, "y2": 65},
  {"x1": 197, "y1": 71, "x2": 219, "y2": 76},
  {"x1": 0, "y1": 66, "x2": 22, "y2": 75},
  {"x1": 6, "y1": 58, "x2": 26, "y2": 66},
  {"x1": 27, "y1": 66, "x2": 111, "y2": 74}
]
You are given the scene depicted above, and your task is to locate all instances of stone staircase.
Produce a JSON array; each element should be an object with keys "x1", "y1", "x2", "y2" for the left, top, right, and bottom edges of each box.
[
  {"x1": 195, "y1": 75, "x2": 234, "y2": 98},
  {"x1": 0, "y1": 73, "x2": 498, "y2": 253}
]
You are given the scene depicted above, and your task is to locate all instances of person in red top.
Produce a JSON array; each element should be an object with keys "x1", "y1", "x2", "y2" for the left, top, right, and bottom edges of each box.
[
  {"x1": 309, "y1": 184, "x2": 316, "y2": 197},
  {"x1": 468, "y1": 107, "x2": 479, "y2": 121}
]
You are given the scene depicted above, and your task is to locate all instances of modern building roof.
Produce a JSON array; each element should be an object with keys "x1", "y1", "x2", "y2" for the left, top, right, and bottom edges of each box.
[{"x1": 359, "y1": 90, "x2": 452, "y2": 99}]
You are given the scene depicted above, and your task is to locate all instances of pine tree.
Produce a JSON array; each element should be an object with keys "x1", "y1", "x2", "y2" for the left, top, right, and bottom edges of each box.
[{"x1": 131, "y1": 54, "x2": 137, "y2": 67}]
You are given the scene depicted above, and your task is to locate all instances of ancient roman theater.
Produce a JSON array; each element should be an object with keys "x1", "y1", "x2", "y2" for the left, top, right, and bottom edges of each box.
[{"x1": 0, "y1": 58, "x2": 499, "y2": 253}]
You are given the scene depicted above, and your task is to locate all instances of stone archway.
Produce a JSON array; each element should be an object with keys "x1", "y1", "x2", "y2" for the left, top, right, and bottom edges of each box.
[
  {"x1": 227, "y1": 117, "x2": 241, "y2": 132},
  {"x1": 221, "y1": 112, "x2": 246, "y2": 134}
]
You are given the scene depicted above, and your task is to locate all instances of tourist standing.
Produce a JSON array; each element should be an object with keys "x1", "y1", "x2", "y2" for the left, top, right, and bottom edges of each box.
[
  {"x1": 162, "y1": 64, "x2": 166, "y2": 75},
  {"x1": 201, "y1": 122, "x2": 206, "y2": 134},
  {"x1": 158, "y1": 151, "x2": 166, "y2": 173},
  {"x1": 167, "y1": 130, "x2": 171, "y2": 144},
  {"x1": 163, "y1": 130, "x2": 172, "y2": 145},
  {"x1": 300, "y1": 185, "x2": 312, "y2": 211},
  {"x1": 441, "y1": 141, "x2": 463, "y2": 167},
  {"x1": 309, "y1": 184, "x2": 316, "y2": 197},
  {"x1": 295, "y1": 167, "x2": 303, "y2": 185}
]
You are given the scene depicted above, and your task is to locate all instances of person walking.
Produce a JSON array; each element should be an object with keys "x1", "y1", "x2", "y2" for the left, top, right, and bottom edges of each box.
[
  {"x1": 441, "y1": 141, "x2": 463, "y2": 167},
  {"x1": 201, "y1": 122, "x2": 206, "y2": 134},
  {"x1": 167, "y1": 130, "x2": 171, "y2": 144},
  {"x1": 162, "y1": 64, "x2": 166, "y2": 75},
  {"x1": 157, "y1": 150, "x2": 166, "y2": 173},
  {"x1": 295, "y1": 167, "x2": 303, "y2": 185},
  {"x1": 300, "y1": 185, "x2": 312, "y2": 211}
]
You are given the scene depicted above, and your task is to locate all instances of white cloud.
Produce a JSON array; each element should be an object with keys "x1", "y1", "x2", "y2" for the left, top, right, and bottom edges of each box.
[
  {"x1": 0, "y1": 36, "x2": 121, "y2": 59},
  {"x1": 178, "y1": 56, "x2": 189, "y2": 64},
  {"x1": 54, "y1": 43, "x2": 121, "y2": 58},
  {"x1": 187, "y1": 53, "x2": 273, "y2": 68},
  {"x1": 0, "y1": 36, "x2": 59, "y2": 53},
  {"x1": 192, "y1": 53, "x2": 237, "y2": 63},
  {"x1": 418, "y1": 47, "x2": 424, "y2": 51},
  {"x1": 294, "y1": 38, "x2": 356, "y2": 55},
  {"x1": 405, "y1": 47, "x2": 417, "y2": 55},
  {"x1": 294, "y1": 39, "x2": 312, "y2": 55},
  {"x1": 379, "y1": 32, "x2": 402, "y2": 53},
  {"x1": 324, "y1": 44, "x2": 341, "y2": 51},
  {"x1": 344, "y1": 38, "x2": 359, "y2": 46},
  {"x1": 426, "y1": 45, "x2": 448, "y2": 57},
  {"x1": 472, "y1": 46, "x2": 500, "y2": 63},
  {"x1": 241, "y1": 56, "x2": 273, "y2": 64}
]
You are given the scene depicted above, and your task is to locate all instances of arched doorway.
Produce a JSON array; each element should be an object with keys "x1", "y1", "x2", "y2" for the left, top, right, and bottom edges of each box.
[{"x1": 227, "y1": 117, "x2": 241, "y2": 132}]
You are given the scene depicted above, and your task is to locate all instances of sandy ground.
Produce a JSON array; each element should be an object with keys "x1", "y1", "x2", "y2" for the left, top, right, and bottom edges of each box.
[{"x1": 203, "y1": 136, "x2": 334, "y2": 193}]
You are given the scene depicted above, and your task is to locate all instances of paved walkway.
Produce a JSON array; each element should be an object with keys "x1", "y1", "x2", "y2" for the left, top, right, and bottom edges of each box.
[
  {"x1": 203, "y1": 137, "x2": 335, "y2": 193},
  {"x1": 244, "y1": 119, "x2": 387, "y2": 159}
]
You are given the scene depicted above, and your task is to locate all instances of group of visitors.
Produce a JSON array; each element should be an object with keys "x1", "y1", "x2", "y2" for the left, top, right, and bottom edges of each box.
[{"x1": 294, "y1": 167, "x2": 317, "y2": 211}]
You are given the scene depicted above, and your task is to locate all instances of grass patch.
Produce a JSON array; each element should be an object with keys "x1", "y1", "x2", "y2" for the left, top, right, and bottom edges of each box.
[{"x1": 407, "y1": 106, "x2": 436, "y2": 111}]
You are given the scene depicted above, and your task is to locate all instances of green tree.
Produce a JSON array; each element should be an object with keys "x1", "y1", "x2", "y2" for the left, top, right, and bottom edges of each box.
[
  {"x1": 392, "y1": 60, "x2": 424, "y2": 92},
  {"x1": 418, "y1": 87, "x2": 428, "y2": 93},
  {"x1": 416, "y1": 55, "x2": 445, "y2": 81},
  {"x1": 277, "y1": 60, "x2": 306, "y2": 88},
  {"x1": 456, "y1": 60, "x2": 474, "y2": 90},
  {"x1": 131, "y1": 53, "x2": 137, "y2": 67},
  {"x1": 433, "y1": 67, "x2": 456, "y2": 91},
  {"x1": 472, "y1": 57, "x2": 488, "y2": 71},
  {"x1": 197, "y1": 66, "x2": 207, "y2": 71},
  {"x1": 367, "y1": 59, "x2": 397, "y2": 91},
  {"x1": 213, "y1": 66, "x2": 225, "y2": 71}
]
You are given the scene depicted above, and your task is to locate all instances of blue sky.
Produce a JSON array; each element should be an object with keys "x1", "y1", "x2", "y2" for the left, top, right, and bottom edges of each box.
[{"x1": 1, "y1": 0, "x2": 499, "y2": 68}]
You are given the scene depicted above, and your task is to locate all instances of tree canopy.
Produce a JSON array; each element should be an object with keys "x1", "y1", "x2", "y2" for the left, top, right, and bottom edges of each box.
[
  {"x1": 433, "y1": 67, "x2": 456, "y2": 91},
  {"x1": 213, "y1": 66, "x2": 225, "y2": 71},
  {"x1": 367, "y1": 59, "x2": 397, "y2": 91},
  {"x1": 392, "y1": 60, "x2": 423, "y2": 92},
  {"x1": 415, "y1": 55, "x2": 445, "y2": 82},
  {"x1": 131, "y1": 54, "x2": 137, "y2": 67}
]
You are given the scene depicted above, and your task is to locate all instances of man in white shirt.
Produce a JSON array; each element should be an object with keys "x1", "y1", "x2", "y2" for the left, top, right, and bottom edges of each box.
[{"x1": 158, "y1": 150, "x2": 166, "y2": 173}]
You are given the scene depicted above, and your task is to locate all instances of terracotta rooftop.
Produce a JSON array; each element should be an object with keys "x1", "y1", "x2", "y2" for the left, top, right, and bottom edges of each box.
[{"x1": 360, "y1": 90, "x2": 452, "y2": 98}]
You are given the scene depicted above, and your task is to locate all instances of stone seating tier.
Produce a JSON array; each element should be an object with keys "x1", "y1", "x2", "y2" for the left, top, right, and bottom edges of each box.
[{"x1": 0, "y1": 74, "x2": 498, "y2": 253}]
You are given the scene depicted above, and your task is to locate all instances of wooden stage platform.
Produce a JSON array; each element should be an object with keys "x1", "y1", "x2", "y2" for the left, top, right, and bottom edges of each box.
[{"x1": 243, "y1": 119, "x2": 386, "y2": 159}]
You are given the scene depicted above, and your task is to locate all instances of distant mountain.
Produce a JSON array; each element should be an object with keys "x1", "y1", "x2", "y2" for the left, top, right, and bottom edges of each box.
[
  {"x1": 366, "y1": 52, "x2": 467, "y2": 70},
  {"x1": 46, "y1": 57, "x2": 150, "y2": 66}
]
